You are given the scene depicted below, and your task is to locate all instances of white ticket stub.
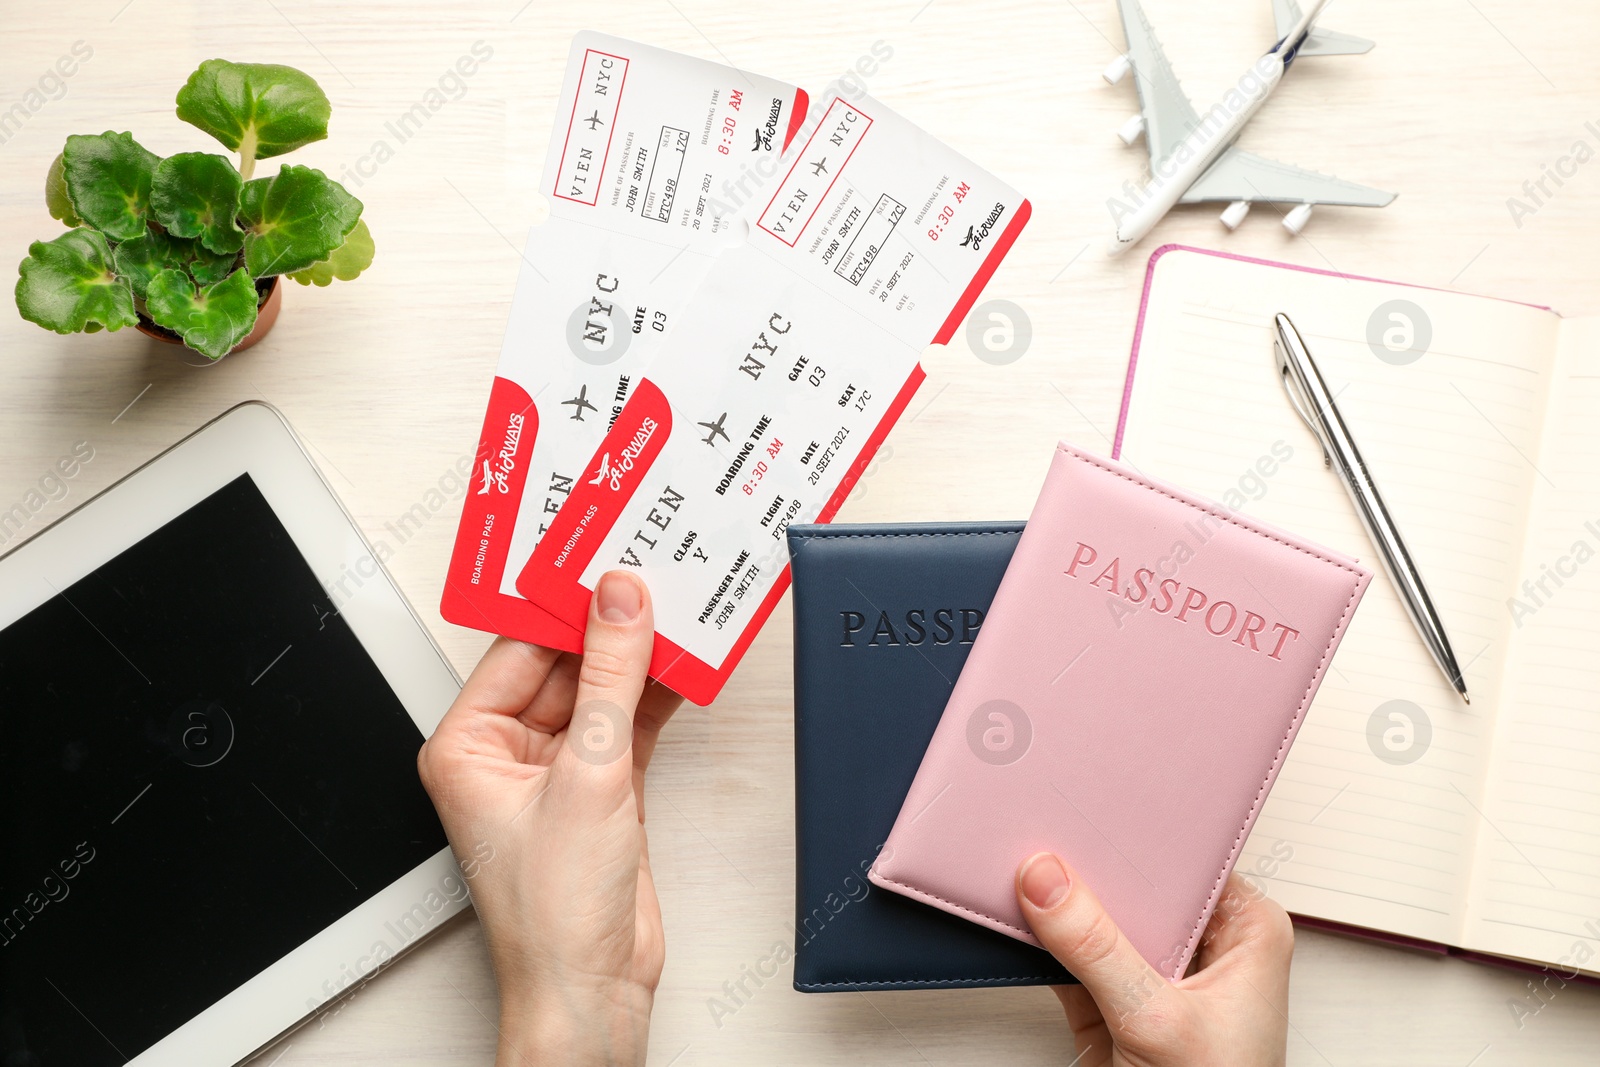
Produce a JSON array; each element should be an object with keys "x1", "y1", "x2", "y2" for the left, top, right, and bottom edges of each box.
[
  {"x1": 443, "y1": 32, "x2": 805, "y2": 645},
  {"x1": 518, "y1": 95, "x2": 1030, "y2": 702}
]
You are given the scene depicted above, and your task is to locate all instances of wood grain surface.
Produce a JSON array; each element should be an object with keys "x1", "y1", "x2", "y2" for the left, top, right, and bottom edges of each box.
[{"x1": 3, "y1": 1, "x2": 1598, "y2": 1063}]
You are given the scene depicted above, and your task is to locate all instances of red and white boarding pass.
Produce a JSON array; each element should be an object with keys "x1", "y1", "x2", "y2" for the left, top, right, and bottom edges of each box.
[
  {"x1": 441, "y1": 32, "x2": 805, "y2": 647},
  {"x1": 516, "y1": 94, "x2": 1031, "y2": 703}
]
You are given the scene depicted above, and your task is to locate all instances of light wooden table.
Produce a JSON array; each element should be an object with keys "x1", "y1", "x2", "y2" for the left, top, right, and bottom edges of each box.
[{"x1": 5, "y1": 1, "x2": 1600, "y2": 1063}]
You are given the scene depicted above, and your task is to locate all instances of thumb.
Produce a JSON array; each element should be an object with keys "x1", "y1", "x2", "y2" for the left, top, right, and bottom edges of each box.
[
  {"x1": 1017, "y1": 852, "x2": 1178, "y2": 1033},
  {"x1": 561, "y1": 570, "x2": 654, "y2": 775}
]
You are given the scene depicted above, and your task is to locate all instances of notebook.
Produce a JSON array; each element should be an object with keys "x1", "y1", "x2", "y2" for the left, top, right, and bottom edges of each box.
[
  {"x1": 869, "y1": 443, "x2": 1371, "y2": 980},
  {"x1": 786, "y1": 521, "x2": 1073, "y2": 990},
  {"x1": 1115, "y1": 244, "x2": 1600, "y2": 978}
]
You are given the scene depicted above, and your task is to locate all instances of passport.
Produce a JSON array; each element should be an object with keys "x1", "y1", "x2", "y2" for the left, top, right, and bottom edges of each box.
[
  {"x1": 786, "y1": 521, "x2": 1073, "y2": 991},
  {"x1": 869, "y1": 443, "x2": 1372, "y2": 980}
]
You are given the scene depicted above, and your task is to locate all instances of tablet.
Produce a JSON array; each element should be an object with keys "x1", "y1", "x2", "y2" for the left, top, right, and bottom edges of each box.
[{"x1": 0, "y1": 402, "x2": 465, "y2": 1067}]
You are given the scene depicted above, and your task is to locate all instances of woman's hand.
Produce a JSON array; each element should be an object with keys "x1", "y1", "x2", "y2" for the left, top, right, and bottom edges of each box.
[
  {"x1": 1017, "y1": 853, "x2": 1293, "y2": 1067},
  {"x1": 419, "y1": 571, "x2": 682, "y2": 1067}
]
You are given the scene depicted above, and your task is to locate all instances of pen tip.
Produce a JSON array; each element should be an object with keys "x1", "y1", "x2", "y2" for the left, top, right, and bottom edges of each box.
[{"x1": 1461, "y1": 690, "x2": 1471, "y2": 705}]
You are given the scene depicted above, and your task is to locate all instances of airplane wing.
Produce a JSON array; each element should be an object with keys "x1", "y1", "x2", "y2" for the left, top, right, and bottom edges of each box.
[
  {"x1": 1116, "y1": 0, "x2": 1199, "y2": 166},
  {"x1": 1179, "y1": 147, "x2": 1395, "y2": 207},
  {"x1": 1271, "y1": 0, "x2": 1374, "y2": 56}
]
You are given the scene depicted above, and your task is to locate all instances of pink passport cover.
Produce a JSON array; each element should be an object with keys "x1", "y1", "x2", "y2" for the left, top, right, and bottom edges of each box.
[{"x1": 868, "y1": 442, "x2": 1371, "y2": 980}]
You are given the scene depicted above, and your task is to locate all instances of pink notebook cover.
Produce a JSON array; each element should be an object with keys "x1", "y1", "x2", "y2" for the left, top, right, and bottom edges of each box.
[{"x1": 869, "y1": 442, "x2": 1371, "y2": 980}]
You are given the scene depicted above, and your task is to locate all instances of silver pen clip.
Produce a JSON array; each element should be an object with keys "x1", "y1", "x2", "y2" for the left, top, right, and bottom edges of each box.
[{"x1": 1273, "y1": 315, "x2": 1332, "y2": 468}]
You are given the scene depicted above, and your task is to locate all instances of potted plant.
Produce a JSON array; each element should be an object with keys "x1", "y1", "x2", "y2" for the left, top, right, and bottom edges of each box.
[{"x1": 15, "y1": 59, "x2": 373, "y2": 362}]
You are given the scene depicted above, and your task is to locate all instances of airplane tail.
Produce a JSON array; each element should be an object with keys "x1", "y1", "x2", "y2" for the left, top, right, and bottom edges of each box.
[
  {"x1": 1271, "y1": 0, "x2": 1373, "y2": 57},
  {"x1": 1297, "y1": 26, "x2": 1374, "y2": 56}
]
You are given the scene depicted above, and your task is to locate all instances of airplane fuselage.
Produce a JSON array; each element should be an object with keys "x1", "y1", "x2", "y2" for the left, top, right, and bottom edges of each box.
[{"x1": 1108, "y1": 50, "x2": 1285, "y2": 255}]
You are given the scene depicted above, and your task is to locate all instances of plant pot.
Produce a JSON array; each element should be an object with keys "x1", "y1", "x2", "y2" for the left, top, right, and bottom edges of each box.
[{"x1": 136, "y1": 275, "x2": 283, "y2": 361}]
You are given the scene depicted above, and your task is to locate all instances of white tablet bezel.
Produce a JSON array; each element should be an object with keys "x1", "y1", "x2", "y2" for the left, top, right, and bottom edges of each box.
[{"x1": 0, "y1": 401, "x2": 468, "y2": 1066}]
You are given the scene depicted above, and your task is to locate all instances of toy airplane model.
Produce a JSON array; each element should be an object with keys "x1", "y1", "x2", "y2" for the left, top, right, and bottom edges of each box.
[{"x1": 1104, "y1": 0, "x2": 1395, "y2": 255}]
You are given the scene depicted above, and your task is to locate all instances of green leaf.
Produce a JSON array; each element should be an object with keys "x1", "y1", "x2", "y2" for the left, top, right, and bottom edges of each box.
[
  {"x1": 61, "y1": 131, "x2": 160, "y2": 241},
  {"x1": 113, "y1": 230, "x2": 238, "y2": 299},
  {"x1": 239, "y1": 165, "x2": 361, "y2": 276},
  {"x1": 175, "y1": 60, "x2": 331, "y2": 166},
  {"x1": 152, "y1": 152, "x2": 245, "y2": 254},
  {"x1": 188, "y1": 245, "x2": 239, "y2": 286},
  {"x1": 15, "y1": 228, "x2": 137, "y2": 334},
  {"x1": 289, "y1": 217, "x2": 373, "y2": 286},
  {"x1": 112, "y1": 231, "x2": 179, "y2": 298},
  {"x1": 145, "y1": 268, "x2": 259, "y2": 360},
  {"x1": 46, "y1": 153, "x2": 82, "y2": 227}
]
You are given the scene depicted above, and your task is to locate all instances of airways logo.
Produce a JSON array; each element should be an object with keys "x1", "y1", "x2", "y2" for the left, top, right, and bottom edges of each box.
[
  {"x1": 839, "y1": 607, "x2": 986, "y2": 647},
  {"x1": 751, "y1": 96, "x2": 782, "y2": 151},
  {"x1": 959, "y1": 201, "x2": 1006, "y2": 251},
  {"x1": 587, "y1": 416, "x2": 659, "y2": 492},
  {"x1": 476, "y1": 411, "x2": 526, "y2": 496}
]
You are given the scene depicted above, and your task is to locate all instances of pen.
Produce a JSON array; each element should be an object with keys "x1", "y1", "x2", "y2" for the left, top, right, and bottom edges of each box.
[{"x1": 1272, "y1": 312, "x2": 1471, "y2": 704}]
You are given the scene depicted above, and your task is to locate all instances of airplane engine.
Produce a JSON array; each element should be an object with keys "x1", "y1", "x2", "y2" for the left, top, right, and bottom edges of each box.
[
  {"x1": 1282, "y1": 203, "x2": 1315, "y2": 235},
  {"x1": 1117, "y1": 114, "x2": 1145, "y2": 146},
  {"x1": 1102, "y1": 53, "x2": 1131, "y2": 84},
  {"x1": 1219, "y1": 201, "x2": 1252, "y2": 230}
]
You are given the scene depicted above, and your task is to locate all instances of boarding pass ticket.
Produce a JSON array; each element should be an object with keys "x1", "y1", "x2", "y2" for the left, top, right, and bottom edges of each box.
[
  {"x1": 517, "y1": 95, "x2": 1031, "y2": 703},
  {"x1": 442, "y1": 32, "x2": 805, "y2": 645}
]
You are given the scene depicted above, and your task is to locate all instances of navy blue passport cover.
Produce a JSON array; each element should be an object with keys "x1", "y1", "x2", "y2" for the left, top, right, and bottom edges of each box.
[{"x1": 787, "y1": 522, "x2": 1075, "y2": 991}]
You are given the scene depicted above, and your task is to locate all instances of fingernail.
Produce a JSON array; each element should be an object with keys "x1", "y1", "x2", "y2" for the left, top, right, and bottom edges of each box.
[
  {"x1": 1021, "y1": 852, "x2": 1070, "y2": 910},
  {"x1": 596, "y1": 571, "x2": 642, "y2": 624}
]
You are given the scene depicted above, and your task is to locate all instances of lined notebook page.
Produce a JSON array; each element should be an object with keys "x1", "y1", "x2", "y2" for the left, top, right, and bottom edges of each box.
[
  {"x1": 1464, "y1": 315, "x2": 1600, "y2": 966},
  {"x1": 1119, "y1": 249, "x2": 1561, "y2": 946}
]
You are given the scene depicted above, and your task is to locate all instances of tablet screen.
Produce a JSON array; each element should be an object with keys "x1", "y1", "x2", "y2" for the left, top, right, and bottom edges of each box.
[{"x1": 0, "y1": 473, "x2": 449, "y2": 1066}]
